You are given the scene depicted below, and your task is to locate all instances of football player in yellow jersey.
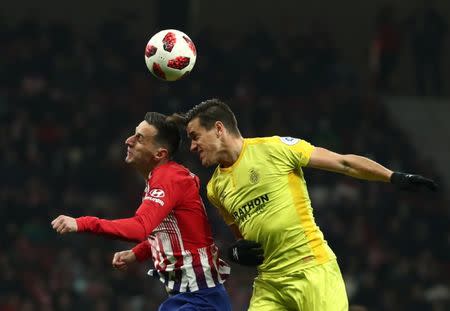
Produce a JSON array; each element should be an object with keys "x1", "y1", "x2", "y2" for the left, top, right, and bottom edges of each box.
[{"x1": 173, "y1": 99, "x2": 437, "y2": 311}]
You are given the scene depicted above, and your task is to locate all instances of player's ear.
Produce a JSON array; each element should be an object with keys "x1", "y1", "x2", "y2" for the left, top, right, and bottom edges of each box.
[
  {"x1": 215, "y1": 121, "x2": 224, "y2": 138},
  {"x1": 155, "y1": 147, "x2": 169, "y2": 161}
]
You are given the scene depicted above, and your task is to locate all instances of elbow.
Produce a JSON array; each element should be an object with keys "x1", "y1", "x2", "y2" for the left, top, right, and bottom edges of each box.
[
  {"x1": 135, "y1": 216, "x2": 153, "y2": 241},
  {"x1": 338, "y1": 155, "x2": 352, "y2": 175}
]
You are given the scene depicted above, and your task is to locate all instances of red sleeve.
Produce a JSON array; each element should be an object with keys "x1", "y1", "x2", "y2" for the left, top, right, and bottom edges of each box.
[
  {"x1": 75, "y1": 165, "x2": 182, "y2": 242},
  {"x1": 132, "y1": 240, "x2": 152, "y2": 262}
]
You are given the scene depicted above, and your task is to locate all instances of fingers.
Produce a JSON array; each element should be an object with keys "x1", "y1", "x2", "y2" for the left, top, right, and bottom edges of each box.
[
  {"x1": 113, "y1": 261, "x2": 128, "y2": 271},
  {"x1": 112, "y1": 253, "x2": 121, "y2": 265},
  {"x1": 394, "y1": 172, "x2": 438, "y2": 192},
  {"x1": 51, "y1": 215, "x2": 75, "y2": 234},
  {"x1": 113, "y1": 251, "x2": 133, "y2": 263},
  {"x1": 232, "y1": 239, "x2": 265, "y2": 266},
  {"x1": 116, "y1": 264, "x2": 128, "y2": 271},
  {"x1": 424, "y1": 181, "x2": 438, "y2": 191},
  {"x1": 51, "y1": 215, "x2": 64, "y2": 227},
  {"x1": 423, "y1": 178, "x2": 438, "y2": 191},
  {"x1": 112, "y1": 252, "x2": 130, "y2": 271},
  {"x1": 413, "y1": 176, "x2": 438, "y2": 191},
  {"x1": 51, "y1": 216, "x2": 67, "y2": 234}
]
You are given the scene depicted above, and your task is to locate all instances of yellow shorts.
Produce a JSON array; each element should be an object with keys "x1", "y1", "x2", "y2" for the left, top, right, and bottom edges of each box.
[{"x1": 248, "y1": 259, "x2": 348, "y2": 311}]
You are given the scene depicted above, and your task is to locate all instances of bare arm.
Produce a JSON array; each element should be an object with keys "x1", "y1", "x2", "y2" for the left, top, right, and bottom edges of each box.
[{"x1": 307, "y1": 147, "x2": 393, "y2": 182}]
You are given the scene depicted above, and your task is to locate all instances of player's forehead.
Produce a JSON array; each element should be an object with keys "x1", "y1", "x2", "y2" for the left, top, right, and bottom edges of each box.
[
  {"x1": 136, "y1": 121, "x2": 157, "y2": 137},
  {"x1": 186, "y1": 118, "x2": 204, "y2": 135}
]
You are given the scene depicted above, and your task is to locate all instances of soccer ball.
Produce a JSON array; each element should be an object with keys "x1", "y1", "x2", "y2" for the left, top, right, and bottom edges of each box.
[{"x1": 144, "y1": 29, "x2": 197, "y2": 81}]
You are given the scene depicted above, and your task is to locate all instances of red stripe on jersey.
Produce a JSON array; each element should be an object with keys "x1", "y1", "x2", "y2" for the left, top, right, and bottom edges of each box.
[
  {"x1": 206, "y1": 245, "x2": 220, "y2": 284},
  {"x1": 192, "y1": 251, "x2": 207, "y2": 289}
]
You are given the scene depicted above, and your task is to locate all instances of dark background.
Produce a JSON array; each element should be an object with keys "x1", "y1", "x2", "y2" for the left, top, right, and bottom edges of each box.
[{"x1": 1, "y1": 1, "x2": 449, "y2": 310}]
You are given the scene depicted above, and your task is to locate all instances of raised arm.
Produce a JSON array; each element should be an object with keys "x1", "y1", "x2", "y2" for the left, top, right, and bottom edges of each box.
[
  {"x1": 307, "y1": 147, "x2": 392, "y2": 181},
  {"x1": 51, "y1": 171, "x2": 182, "y2": 241},
  {"x1": 307, "y1": 147, "x2": 437, "y2": 191},
  {"x1": 51, "y1": 199, "x2": 173, "y2": 242}
]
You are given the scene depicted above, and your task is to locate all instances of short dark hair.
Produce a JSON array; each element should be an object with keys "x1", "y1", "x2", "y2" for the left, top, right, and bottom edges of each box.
[
  {"x1": 183, "y1": 99, "x2": 240, "y2": 136},
  {"x1": 144, "y1": 112, "x2": 181, "y2": 157}
]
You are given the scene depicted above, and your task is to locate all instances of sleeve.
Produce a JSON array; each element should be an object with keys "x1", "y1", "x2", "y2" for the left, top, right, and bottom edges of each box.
[
  {"x1": 76, "y1": 167, "x2": 182, "y2": 242},
  {"x1": 132, "y1": 240, "x2": 152, "y2": 262},
  {"x1": 275, "y1": 136, "x2": 315, "y2": 168},
  {"x1": 206, "y1": 180, "x2": 235, "y2": 225}
]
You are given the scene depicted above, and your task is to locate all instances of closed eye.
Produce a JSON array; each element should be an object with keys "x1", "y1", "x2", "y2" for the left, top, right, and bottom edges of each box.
[{"x1": 135, "y1": 133, "x2": 144, "y2": 142}]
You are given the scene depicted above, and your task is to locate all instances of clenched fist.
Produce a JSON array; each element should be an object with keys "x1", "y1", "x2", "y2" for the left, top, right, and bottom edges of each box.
[
  {"x1": 112, "y1": 250, "x2": 137, "y2": 271},
  {"x1": 51, "y1": 215, "x2": 78, "y2": 234}
]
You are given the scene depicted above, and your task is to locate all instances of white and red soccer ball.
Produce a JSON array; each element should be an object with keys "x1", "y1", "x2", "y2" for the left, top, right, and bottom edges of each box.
[{"x1": 145, "y1": 29, "x2": 197, "y2": 81}]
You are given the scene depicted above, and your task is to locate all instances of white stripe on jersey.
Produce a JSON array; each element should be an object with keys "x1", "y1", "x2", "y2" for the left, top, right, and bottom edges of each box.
[
  {"x1": 182, "y1": 250, "x2": 199, "y2": 292},
  {"x1": 199, "y1": 247, "x2": 216, "y2": 288},
  {"x1": 179, "y1": 263, "x2": 189, "y2": 292}
]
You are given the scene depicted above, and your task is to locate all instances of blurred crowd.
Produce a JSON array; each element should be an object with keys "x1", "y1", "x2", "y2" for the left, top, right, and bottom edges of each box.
[
  {"x1": 0, "y1": 16, "x2": 449, "y2": 311},
  {"x1": 369, "y1": 3, "x2": 447, "y2": 95}
]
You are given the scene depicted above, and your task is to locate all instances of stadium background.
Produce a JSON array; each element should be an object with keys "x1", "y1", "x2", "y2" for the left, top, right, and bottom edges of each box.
[{"x1": 1, "y1": 1, "x2": 449, "y2": 310}]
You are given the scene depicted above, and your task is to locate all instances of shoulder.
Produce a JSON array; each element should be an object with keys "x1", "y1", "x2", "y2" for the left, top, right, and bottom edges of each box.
[
  {"x1": 150, "y1": 162, "x2": 195, "y2": 183},
  {"x1": 244, "y1": 136, "x2": 307, "y2": 155},
  {"x1": 245, "y1": 136, "x2": 304, "y2": 147},
  {"x1": 245, "y1": 136, "x2": 279, "y2": 146}
]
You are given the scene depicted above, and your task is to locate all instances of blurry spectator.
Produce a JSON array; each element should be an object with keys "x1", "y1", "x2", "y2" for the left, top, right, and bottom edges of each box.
[
  {"x1": 369, "y1": 5, "x2": 401, "y2": 93},
  {"x1": 406, "y1": 2, "x2": 447, "y2": 96}
]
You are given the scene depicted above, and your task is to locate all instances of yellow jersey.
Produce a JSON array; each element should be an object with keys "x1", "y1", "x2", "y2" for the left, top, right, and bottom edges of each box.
[{"x1": 207, "y1": 136, "x2": 336, "y2": 274}]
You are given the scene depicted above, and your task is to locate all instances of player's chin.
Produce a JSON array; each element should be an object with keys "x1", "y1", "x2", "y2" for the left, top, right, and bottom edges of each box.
[
  {"x1": 199, "y1": 158, "x2": 208, "y2": 167},
  {"x1": 125, "y1": 156, "x2": 134, "y2": 164},
  {"x1": 200, "y1": 157, "x2": 215, "y2": 167}
]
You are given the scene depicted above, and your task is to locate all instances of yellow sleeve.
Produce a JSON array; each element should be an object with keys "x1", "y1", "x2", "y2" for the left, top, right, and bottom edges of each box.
[
  {"x1": 276, "y1": 136, "x2": 315, "y2": 167},
  {"x1": 206, "y1": 180, "x2": 235, "y2": 225}
]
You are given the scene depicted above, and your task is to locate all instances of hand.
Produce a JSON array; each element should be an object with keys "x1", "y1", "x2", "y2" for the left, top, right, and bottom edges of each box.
[
  {"x1": 112, "y1": 250, "x2": 136, "y2": 271},
  {"x1": 51, "y1": 215, "x2": 78, "y2": 234},
  {"x1": 227, "y1": 239, "x2": 264, "y2": 266},
  {"x1": 390, "y1": 172, "x2": 438, "y2": 192}
]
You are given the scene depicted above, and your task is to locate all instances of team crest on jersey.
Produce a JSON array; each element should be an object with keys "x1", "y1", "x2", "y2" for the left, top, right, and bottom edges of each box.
[
  {"x1": 280, "y1": 136, "x2": 299, "y2": 145},
  {"x1": 249, "y1": 168, "x2": 260, "y2": 184}
]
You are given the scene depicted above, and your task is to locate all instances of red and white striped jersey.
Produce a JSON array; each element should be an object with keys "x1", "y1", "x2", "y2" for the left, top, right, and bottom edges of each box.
[{"x1": 76, "y1": 161, "x2": 230, "y2": 292}]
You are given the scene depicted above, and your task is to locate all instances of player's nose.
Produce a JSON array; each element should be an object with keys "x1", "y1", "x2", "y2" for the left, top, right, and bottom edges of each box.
[
  {"x1": 190, "y1": 141, "x2": 198, "y2": 152},
  {"x1": 125, "y1": 135, "x2": 135, "y2": 146}
]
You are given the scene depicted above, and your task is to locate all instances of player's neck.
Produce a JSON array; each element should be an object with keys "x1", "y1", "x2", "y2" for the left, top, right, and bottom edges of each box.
[
  {"x1": 220, "y1": 136, "x2": 243, "y2": 168},
  {"x1": 140, "y1": 159, "x2": 170, "y2": 179}
]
